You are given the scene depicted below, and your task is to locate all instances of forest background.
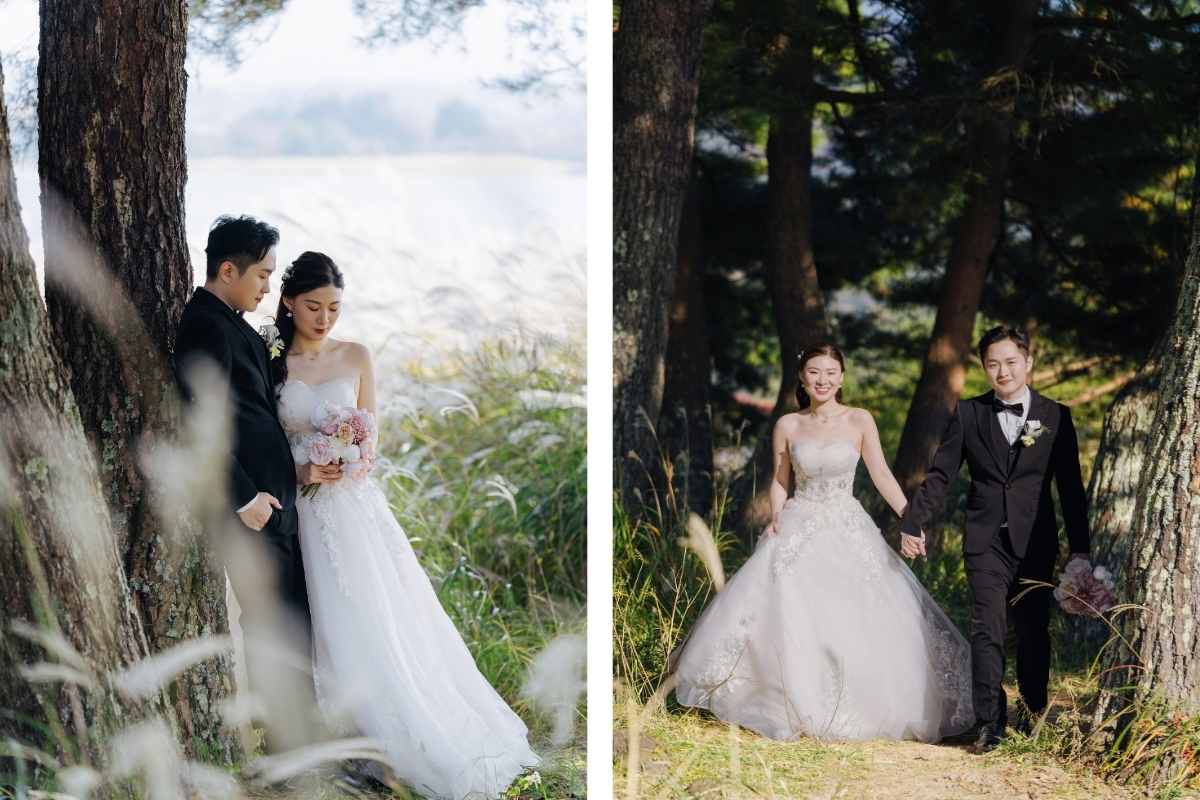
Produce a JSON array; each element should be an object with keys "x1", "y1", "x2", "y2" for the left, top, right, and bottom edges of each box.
[{"x1": 614, "y1": 0, "x2": 1200, "y2": 796}]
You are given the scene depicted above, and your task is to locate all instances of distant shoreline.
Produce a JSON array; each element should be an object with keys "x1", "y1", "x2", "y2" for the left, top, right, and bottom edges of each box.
[{"x1": 186, "y1": 152, "x2": 586, "y2": 174}]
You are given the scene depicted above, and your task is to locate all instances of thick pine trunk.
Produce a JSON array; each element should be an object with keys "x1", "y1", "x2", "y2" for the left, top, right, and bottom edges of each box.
[
  {"x1": 1096, "y1": 156, "x2": 1200, "y2": 731},
  {"x1": 661, "y1": 173, "x2": 714, "y2": 514},
  {"x1": 0, "y1": 55, "x2": 146, "y2": 756},
  {"x1": 1067, "y1": 337, "x2": 1164, "y2": 646},
  {"x1": 38, "y1": 0, "x2": 239, "y2": 761},
  {"x1": 613, "y1": 0, "x2": 714, "y2": 509},
  {"x1": 890, "y1": 0, "x2": 1039, "y2": 508},
  {"x1": 739, "y1": 28, "x2": 828, "y2": 530}
]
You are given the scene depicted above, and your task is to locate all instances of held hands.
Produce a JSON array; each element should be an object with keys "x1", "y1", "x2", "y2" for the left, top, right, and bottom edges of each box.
[
  {"x1": 900, "y1": 530, "x2": 927, "y2": 559},
  {"x1": 296, "y1": 461, "x2": 343, "y2": 486},
  {"x1": 238, "y1": 492, "x2": 281, "y2": 531}
]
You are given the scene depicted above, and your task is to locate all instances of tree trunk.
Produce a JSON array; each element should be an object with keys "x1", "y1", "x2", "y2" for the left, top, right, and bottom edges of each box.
[
  {"x1": 889, "y1": 0, "x2": 1040, "y2": 509},
  {"x1": 613, "y1": 0, "x2": 714, "y2": 510},
  {"x1": 1095, "y1": 147, "x2": 1200, "y2": 736},
  {"x1": 0, "y1": 54, "x2": 146, "y2": 757},
  {"x1": 39, "y1": 0, "x2": 239, "y2": 762},
  {"x1": 661, "y1": 172, "x2": 714, "y2": 515},
  {"x1": 739, "y1": 26, "x2": 828, "y2": 531}
]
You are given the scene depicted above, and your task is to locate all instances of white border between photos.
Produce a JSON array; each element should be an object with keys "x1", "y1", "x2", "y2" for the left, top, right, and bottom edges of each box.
[{"x1": 585, "y1": 0, "x2": 613, "y2": 792}]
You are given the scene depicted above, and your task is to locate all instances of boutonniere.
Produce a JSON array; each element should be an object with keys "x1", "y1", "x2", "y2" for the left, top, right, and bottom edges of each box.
[
  {"x1": 259, "y1": 324, "x2": 283, "y2": 359},
  {"x1": 1020, "y1": 420, "x2": 1050, "y2": 447}
]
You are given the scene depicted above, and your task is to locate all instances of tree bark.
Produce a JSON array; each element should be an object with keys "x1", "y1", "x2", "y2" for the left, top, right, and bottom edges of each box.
[
  {"x1": 39, "y1": 0, "x2": 239, "y2": 761},
  {"x1": 738, "y1": 24, "x2": 828, "y2": 530},
  {"x1": 0, "y1": 54, "x2": 146, "y2": 757},
  {"x1": 661, "y1": 172, "x2": 714, "y2": 515},
  {"x1": 613, "y1": 0, "x2": 714, "y2": 509},
  {"x1": 1096, "y1": 147, "x2": 1200, "y2": 731},
  {"x1": 890, "y1": 0, "x2": 1040, "y2": 506}
]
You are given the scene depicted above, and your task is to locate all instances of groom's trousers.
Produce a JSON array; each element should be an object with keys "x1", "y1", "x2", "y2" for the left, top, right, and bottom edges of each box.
[
  {"x1": 220, "y1": 507, "x2": 329, "y2": 753},
  {"x1": 963, "y1": 527, "x2": 1056, "y2": 726}
]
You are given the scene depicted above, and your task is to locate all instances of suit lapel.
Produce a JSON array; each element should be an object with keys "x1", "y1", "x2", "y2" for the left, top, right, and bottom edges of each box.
[
  {"x1": 194, "y1": 289, "x2": 274, "y2": 407},
  {"x1": 977, "y1": 391, "x2": 1009, "y2": 475}
]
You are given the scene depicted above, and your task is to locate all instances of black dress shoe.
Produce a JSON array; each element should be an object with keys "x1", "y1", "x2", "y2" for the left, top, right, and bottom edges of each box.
[
  {"x1": 1012, "y1": 707, "x2": 1043, "y2": 738},
  {"x1": 975, "y1": 722, "x2": 1005, "y2": 753}
]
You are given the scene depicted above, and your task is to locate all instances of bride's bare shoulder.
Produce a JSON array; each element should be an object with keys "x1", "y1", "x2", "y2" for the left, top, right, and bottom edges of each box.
[
  {"x1": 775, "y1": 411, "x2": 806, "y2": 432},
  {"x1": 843, "y1": 406, "x2": 879, "y2": 430}
]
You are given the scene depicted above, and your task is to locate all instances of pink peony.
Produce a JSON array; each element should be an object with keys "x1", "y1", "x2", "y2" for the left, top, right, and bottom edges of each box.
[
  {"x1": 318, "y1": 413, "x2": 341, "y2": 436},
  {"x1": 1090, "y1": 588, "x2": 1116, "y2": 613},
  {"x1": 308, "y1": 438, "x2": 333, "y2": 466},
  {"x1": 1064, "y1": 558, "x2": 1092, "y2": 576},
  {"x1": 359, "y1": 439, "x2": 375, "y2": 461},
  {"x1": 1077, "y1": 571, "x2": 1096, "y2": 591},
  {"x1": 342, "y1": 459, "x2": 373, "y2": 482},
  {"x1": 334, "y1": 422, "x2": 353, "y2": 443}
]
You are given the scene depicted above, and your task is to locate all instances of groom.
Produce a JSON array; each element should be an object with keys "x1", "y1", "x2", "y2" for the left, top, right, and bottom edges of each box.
[
  {"x1": 898, "y1": 326, "x2": 1090, "y2": 752},
  {"x1": 174, "y1": 215, "x2": 327, "y2": 752}
]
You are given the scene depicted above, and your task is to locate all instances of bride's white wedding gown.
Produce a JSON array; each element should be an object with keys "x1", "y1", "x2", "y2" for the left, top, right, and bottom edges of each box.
[
  {"x1": 278, "y1": 378, "x2": 538, "y2": 799},
  {"x1": 672, "y1": 439, "x2": 974, "y2": 743}
]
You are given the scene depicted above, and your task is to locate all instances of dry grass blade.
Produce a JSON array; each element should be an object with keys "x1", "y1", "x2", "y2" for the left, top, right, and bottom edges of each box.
[
  {"x1": 522, "y1": 633, "x2": 586, "y2": 746},
  {"x1": 249, "y1": 738, "x2": 391, "y2": 785},
  {"x1": 8, "y1": 619, "x2": 94, "y2": 675},
  {"x1": 678, "y1": 513, "x2": 725, "y2": 591},
  {"x1": 18, "y1": 662, "x2": 100, "y2": 691},
  {"x1": 108, "y1": 635, "x2": 233, "y2": 700}
]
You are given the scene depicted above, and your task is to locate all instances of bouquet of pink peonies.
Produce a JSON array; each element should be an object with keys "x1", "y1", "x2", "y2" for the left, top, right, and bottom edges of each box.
[
  {"x1": 1053, "y1": 558, "x2": 1116, "y2": 617},
  {"x1": 291, "y1": 401, "x2": 378, "y2": 497}
]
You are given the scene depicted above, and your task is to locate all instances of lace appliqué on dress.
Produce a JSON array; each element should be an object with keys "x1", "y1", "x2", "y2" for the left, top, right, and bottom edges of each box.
[
  {"x1": 306, "y1": 486, "x2": 350, "y2": 597},
  {"x1": 692, "y1": 614, "x2": 755, "y2": 702},
  {"x1": 818, "y1": 655, "x2": 859, "y2": 740},
  {"x1": 924, "y1": 608, "x2": 973, "y2": 726}
]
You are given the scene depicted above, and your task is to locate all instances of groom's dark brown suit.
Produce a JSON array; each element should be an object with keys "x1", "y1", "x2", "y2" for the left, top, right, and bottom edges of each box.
[{"x1": 899, "y1": 389, "x2": 1090, "y2": 727}]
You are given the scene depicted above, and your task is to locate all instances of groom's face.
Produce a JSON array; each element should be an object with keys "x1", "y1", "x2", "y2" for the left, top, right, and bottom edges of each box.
[
  {"x1": 221, "y1": 247, "x2": 278, "y2": 313},
  {"x1": 983, "y1": 339, "x2": 1033, "y2": 399}
]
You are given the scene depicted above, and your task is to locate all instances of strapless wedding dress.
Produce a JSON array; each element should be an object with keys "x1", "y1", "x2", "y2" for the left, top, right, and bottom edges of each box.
[
  {"x1": 278, "y1": 378, "x2": 538, "y2": 799},
  {"x1": 672, "y1": 439, "x2": 974, "y2": 742}
]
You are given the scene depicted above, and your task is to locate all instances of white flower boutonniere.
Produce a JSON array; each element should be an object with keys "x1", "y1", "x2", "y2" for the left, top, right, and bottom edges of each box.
[
  {"x1": 259, "y1": 324, "x2": 283, "y2": 359},
  {"x1": 1020, "y1": 419, "x2": 1050, "y2": 448}
]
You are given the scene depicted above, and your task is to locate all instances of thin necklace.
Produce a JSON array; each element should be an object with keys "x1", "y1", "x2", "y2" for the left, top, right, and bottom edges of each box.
[
  {"x1": 812, "y1": 405, "x2": 844, "y2": 424},
  {"x1": 290, "y1": 339, "x2": 331, "y2": 361}
]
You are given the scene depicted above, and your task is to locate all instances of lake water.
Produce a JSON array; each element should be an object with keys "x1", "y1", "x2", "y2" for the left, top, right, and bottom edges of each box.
[{"x1": 13, "y1": 153, "x2": 586, "y2": 364}]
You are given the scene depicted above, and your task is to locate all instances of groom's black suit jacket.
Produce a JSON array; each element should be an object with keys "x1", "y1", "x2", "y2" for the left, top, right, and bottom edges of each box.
[
  {"x1": 898, "y1": 389, "x2": 1089, "y2": 559},
  {"x1": 174, "y1": 287, "x2": 296, "y2": 531}
]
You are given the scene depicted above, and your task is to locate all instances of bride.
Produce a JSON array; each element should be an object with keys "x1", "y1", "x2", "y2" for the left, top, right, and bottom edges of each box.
[
  {"x1": 671, "y1": 341, "x2": 974, "y2": 743},
  {"x1": 269, "y1": 252, "x2": 538, "y2": 798}
]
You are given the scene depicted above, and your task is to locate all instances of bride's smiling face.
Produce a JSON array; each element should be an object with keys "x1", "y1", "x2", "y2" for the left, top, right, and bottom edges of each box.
[
  {"x1": 284, "y1": 285, "x2": 342, "y2": 341},
  {"x1": 800, "y1": 355, "x2": 843, "y2": 402}
]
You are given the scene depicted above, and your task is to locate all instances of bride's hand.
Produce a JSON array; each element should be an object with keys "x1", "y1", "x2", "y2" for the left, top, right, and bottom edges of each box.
[
  {"x1": 763, "y1": 514, "x2": 780, "y2": 537},
  {"x1": 900, "y1": 531, "x2": 926, "y2": 559},
  {"x1": 296, "y1": 461, "x2": 343, "y2": 485}
]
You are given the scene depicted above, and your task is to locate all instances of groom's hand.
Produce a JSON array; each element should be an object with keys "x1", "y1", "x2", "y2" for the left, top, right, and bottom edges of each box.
[
  {"x1": 239, "y1": 492, "x2": 282, "y2": 531},
  {"x1": 900, "y1": 531, "x2": 927, "y2": 559}
]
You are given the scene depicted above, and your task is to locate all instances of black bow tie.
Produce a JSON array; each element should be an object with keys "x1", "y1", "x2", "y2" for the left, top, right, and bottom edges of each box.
[{"x1": 993, "y1": 397, "x2": 1024, "y2": 416}]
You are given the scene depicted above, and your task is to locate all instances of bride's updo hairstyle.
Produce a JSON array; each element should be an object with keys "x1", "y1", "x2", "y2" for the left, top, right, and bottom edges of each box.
[
  {"x1": 796, "y1": 341, "x2": 846, "y2": 410},
  {"x1": 270, "y1": 251, "x2": 345, "y2": 390}
]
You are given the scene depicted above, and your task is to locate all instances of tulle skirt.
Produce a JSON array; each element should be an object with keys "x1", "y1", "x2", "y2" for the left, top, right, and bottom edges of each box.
[
  {"x1": 298, "y1": 478, "x2": 538, "y2": 798},
  {"x1": 672, "y1": 495, "x2": 974, "y2": 743}
]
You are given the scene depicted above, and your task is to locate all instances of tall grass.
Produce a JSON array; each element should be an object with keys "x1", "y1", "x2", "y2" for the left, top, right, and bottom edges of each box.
[
  {"x1": 0, "y1": 336, "x2": 587, "y2": 799},
  {"x1": 375, "y1": 338, "x2": 586, "y2": 717}
]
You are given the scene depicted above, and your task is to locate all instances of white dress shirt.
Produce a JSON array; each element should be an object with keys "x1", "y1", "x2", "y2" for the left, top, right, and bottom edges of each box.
[{"x1": 996, "y1": 386, "x2": 1031, "y2": 446}]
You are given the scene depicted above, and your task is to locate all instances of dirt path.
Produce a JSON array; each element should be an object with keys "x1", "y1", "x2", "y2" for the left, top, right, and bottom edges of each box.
[{"x1": 615, "y1": 710, "x2": 1145, "y2": 800}]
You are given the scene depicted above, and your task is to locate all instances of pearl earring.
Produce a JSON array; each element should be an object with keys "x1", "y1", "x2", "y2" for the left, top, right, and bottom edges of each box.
[{"x1": 287, "y1": 311, "x2": 292, "y2": 317}]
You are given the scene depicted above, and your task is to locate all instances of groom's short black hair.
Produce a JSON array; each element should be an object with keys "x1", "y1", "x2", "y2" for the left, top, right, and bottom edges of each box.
[
  {"x1": 205, "y1": 215, "x2": 280, "y2": 280},
  {"x1": 978, "y1": 326, "x2": 1031, "y2": 361}
]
